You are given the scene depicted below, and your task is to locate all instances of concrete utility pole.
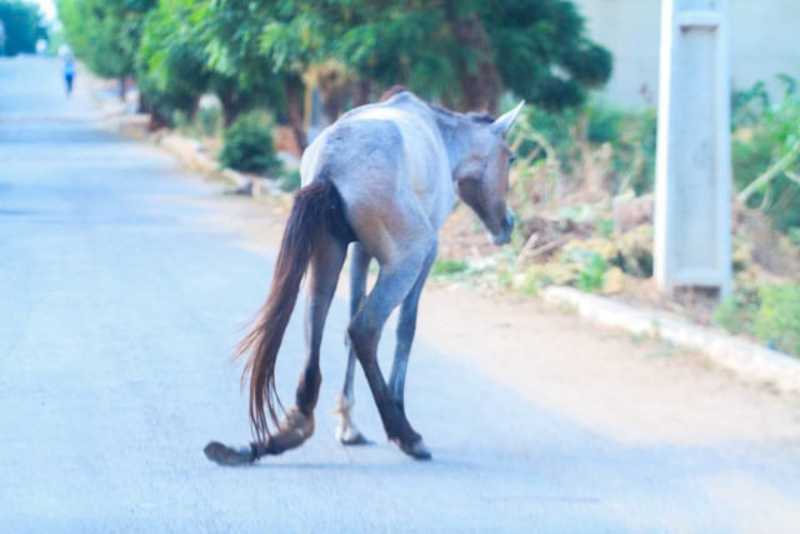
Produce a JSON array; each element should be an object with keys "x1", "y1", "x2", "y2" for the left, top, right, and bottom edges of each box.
[{"x1": 654, "y1": 0, "x2": 733, "y2": 297}]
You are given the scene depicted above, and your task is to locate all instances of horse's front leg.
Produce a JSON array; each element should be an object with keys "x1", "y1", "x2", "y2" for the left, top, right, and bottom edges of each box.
[
  {"x1": 388, "y1": 243, "x2": 437, "y2": 417},
  {"x1": 335, "y1": 243, "x2": 371, "y2": 445}
]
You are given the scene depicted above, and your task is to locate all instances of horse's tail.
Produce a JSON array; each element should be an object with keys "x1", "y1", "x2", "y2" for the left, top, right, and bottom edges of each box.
[{"x1": 237, "y1": 178, "x2": 346, "y2": 442}]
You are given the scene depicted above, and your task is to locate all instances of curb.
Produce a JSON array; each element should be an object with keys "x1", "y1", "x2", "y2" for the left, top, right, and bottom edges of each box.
[
  {"x1": 158, "y1": 133, "x2": 286, "y2": 198},
  {"x1": 542, "y1": 286, "x2": 800, "y2": 394},
  {"x1": 76, "y1": 64, "x2": 272, "y2": 197},
  {"x1": 159, "y1": 134, "x2": 230, "y2": 180}
]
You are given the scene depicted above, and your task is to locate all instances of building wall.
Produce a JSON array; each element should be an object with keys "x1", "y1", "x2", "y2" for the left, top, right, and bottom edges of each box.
[{"x1": 573, "y1": 0, "x2": 800, "y2": 108}]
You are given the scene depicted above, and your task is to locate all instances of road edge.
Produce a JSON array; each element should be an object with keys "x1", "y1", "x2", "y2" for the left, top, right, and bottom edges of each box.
[{"x1": 542, "y1": 286, "x2": 800, "y2": 394}]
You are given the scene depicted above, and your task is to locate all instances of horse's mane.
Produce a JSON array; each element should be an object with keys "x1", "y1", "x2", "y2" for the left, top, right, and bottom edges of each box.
[
  {"x1": 379, "y1": 85, "x2": 409, "y2": 102},
  {"x1": 379, "y1": 85, "x2": 496, "y2": 124}
]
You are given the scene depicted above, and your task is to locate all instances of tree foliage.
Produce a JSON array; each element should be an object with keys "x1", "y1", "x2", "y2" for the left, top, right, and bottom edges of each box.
[
  {"x1": 58, "y1": 0, "x2": 155, "y2": 81},
  {"x1": 58, "y1": 0, "x2": 611, "y2": 137},
  {"x1": 198, "y1": 0, "x2": 287, "y2": 126},
  {"x1": 329, "y1": 0, "x2": 612, "y2": 112},
  {"x1": 219, "y1": 110, "x2": 281, "y2": 174},
  {"x1": 0, "y1": 0, "x2": 45, "y2": 56},
  {"x1": 136, "y1": 0, "x2": 211, "y2": 122}
]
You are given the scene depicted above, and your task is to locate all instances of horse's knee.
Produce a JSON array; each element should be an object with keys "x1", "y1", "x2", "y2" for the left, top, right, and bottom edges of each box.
[
  {"x1": 295, "y1": 366, "x2": 322, "y2": 415},
  {"x1": 347, "y1": 320, "x2": 378, "y2": 362}
]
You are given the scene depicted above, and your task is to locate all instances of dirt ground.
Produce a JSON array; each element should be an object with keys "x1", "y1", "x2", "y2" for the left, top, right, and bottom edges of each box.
[{"x1": 181, "y1": 186, "x2": 800, "y2": 450}]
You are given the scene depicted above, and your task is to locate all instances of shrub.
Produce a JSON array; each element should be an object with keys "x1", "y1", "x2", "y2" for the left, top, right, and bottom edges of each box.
[
  {"x1": 714, "y1": 284, "x2": 800, "y2": 357},
  {"x1": 732, "y1": 77, "x2": 800, "y2": 233},
  {"x1": 219, "y1": 112, "x2": 281, "y2": 175},
  {"x1": 612, "y1": 109, "x2": 658, "y2": 195},
  {"x1": 731, "y1": 80, "x2": 770, "y2": 129},
  {"x1": 279, "y1": 169, "x2": 302, "y2": 192},
  {"x1": 576, "y1": 252, "x2": 607, "y2": 293},
  {"x1": 714, "y1": 289, "x2": 759, "y2": 335},
  {"x1": 510, "y1": 101, "x2": 657, "y2": 199},
  {"x1": 137, "y1": 73, "x2": 199, "y2": 128},
  {"x1": 172, "y1": 110, "x2": 191, "y2": 134},
  {"x1": 754, "y1": 284, "x2": 800, "y2": 356},
  {"x1": 789, "y1": 227, "x2": 800, "y2": 247},
  {"x1": 561, "y1": 248, "x2": 608, "y2": 293},
  {"x1": 197, "y1": 106, "x2": 222, "y2": 137},
  {"x1": 432, "y1": 259, "x2": 469, "y2": 277}
]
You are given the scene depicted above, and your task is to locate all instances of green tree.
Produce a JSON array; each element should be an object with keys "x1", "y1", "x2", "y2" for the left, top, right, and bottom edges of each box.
[
  {"x1": 0, "y1": 0, "x2": 45, "y2": 56},
  {"x1": 195, "y1": 0, "x2": 284, "y2": 129},
  {"x1": 257, "y1": 0, "x2": 329, "y2": 149},
  {"x1": 332, "y1": 0, "x2": 612, "y2": 113},
  {"x1": 60, "y1": 0, "x2": 611, "y2": 146},
  {"x1": 58, "y1": 0, "x2": 155, "y2": 97},
  {"x1": 137, "y1": 0, "x2": 275, "y2": 127},
  {"x1": 136, "y1": 0, "x2": 211, "y2": 125},
  {"x1": 483, "y1": 0, "x2": 611, "y2": 111}
]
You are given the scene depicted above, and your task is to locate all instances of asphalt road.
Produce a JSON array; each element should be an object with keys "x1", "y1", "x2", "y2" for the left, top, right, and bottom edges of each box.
[{"x1": 1, "y1": 56, "x2": 799, "y2": 533}]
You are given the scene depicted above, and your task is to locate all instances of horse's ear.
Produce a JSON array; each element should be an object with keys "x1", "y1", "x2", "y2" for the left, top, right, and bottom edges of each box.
[{"x1": 491, "y1": 100, "x2": 525, "y2": 137}]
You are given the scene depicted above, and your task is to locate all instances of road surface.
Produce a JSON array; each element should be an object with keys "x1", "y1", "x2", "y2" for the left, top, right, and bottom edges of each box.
[{"x1": 2, "y1": 56, "x2": 800, "y2": 533}]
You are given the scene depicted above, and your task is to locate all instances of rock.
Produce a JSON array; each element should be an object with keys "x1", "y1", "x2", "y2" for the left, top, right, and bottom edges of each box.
[
  {"x1": 613, "y1": 193, "x2": 654, "y2": 233},
  {"x1": 618, "y1": 225, "x2": 654, "y2": 278},
  {"x1": 602, "y1": 267, "x2": 626, "y2": 294}
]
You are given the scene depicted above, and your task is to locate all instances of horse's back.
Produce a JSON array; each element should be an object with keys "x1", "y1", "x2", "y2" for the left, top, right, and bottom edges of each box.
[
  {"x1": 300, "y1": 95, "x2": 454, "y2": 231},
  {"x1": 300, "y1": 95, "x2": 452, "y2": 263}
]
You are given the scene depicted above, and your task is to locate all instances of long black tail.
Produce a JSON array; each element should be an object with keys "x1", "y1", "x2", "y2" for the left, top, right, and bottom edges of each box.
[{"x1": 237, "y1": 179, "x2": 349, "y2": 442}]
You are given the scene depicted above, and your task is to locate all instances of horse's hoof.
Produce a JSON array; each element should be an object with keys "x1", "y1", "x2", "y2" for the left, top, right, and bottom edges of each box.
[
  {"x1": 339, "y1": 432, "x2": 371, "y2": 446},
  {"x1": 203, "y1": 441, "x2": 255, "y2": 466},
  {"x1": 336, "y1": 424, "x2": 371, "y2": 446},
  {"x1": 394, "y1": 437, "x2": 432, "y2": 461}
]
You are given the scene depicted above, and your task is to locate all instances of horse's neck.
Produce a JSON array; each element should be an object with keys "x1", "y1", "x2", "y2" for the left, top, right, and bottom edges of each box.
[
  {"x1": 383, "y1": 99, "x2": 465, "y2": 230},
  {"x1": 431, "y1": 113, "x2": 473, "y2": 179}
]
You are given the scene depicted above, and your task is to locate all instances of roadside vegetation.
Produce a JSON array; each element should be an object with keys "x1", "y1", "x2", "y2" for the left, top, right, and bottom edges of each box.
[
  {"x1": 219, "y1": 111, "x2": 281, "y2": 175},
  {"x1": 57, "y1": 0, "x2": 611, "y2": 173},
  {"x1": 55, "y1": 1, "x2": 799, "y2": 357},
  {"x1": 433, "y1": 77, "x2": 800, "y2": 357},
  {"x1": 0, "y1": 0, "x2": 46, "y2": 56}
]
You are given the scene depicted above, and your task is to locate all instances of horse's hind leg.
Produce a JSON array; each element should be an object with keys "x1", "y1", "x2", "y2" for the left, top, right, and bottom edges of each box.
[
  {"x1": 255, "y1": 232, "x2": 347, "y2": 457},
  {"x1": 348, "y1": 242, "x2": 434, "y2": 460},
  {"x1": 389, "y1": 242, "x2": 437, "y2": 416},
  {"x1": 335, "y1": 243, "x2": 371, "y2": 445}
]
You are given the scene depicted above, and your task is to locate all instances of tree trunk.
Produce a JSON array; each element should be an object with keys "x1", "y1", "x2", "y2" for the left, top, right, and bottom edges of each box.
[
  {"x1": 138, "y1": 92, "x2": 168, "y2": 131},
  {"x1": 118, "y1": 77, "x2": 127, "y2": 102},
  {"x1": 284, "y1": 74, "x2": 308, "y2": 152},
  {"x1": 219, "y1": 90, "x2": 243, "y2": 127},
  {"x1": 353, "y1": 79, "x2": 372, "y2": 107},
  {"x1": 444, "y1": 3, "x2": 502, "y2": 114}
]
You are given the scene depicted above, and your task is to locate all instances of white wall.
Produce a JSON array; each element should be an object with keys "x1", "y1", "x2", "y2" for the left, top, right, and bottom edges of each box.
[{"x1": 574, "y1": 0, "x2": 800, "y2": 108}]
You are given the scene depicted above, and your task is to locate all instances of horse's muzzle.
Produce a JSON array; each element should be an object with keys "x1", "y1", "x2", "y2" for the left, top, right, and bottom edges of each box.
[{"x1": 492, "y1": 211, "x2": 515, "y2": 246}]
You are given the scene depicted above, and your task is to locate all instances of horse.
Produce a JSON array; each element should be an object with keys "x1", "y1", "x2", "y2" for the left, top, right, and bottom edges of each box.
[{"x1": 204, "y1": 90, "x2": 524, "y2": 465}]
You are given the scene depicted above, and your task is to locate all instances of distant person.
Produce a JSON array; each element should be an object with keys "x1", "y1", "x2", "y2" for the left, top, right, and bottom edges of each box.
[{"x1": 63, "y1": 54, "x2": 76, "y2": 96}]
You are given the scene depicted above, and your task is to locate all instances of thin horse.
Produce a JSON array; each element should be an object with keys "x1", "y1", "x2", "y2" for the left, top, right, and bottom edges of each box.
[{"x1": 205, "y1": 90, "x2": 524, "y2": 465}]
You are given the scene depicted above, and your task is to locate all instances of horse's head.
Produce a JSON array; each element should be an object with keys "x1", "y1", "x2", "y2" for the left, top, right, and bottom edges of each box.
[{"x1": 454, "y1": 101, "x2": 524, "y2": 245}]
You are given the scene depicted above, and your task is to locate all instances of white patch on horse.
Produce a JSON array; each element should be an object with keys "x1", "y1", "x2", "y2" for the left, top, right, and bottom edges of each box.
[{"x1": 301, "y1": 96, "x2": 455, "y2": 231}]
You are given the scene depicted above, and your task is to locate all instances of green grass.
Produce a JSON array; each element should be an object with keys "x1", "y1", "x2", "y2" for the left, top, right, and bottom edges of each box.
[
  {"x1": 431, "y1": 259, "x2": 469, "y2": 277},
  {"x1": 714, "y1": 283, "x2": 800, "y2": 357}
]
